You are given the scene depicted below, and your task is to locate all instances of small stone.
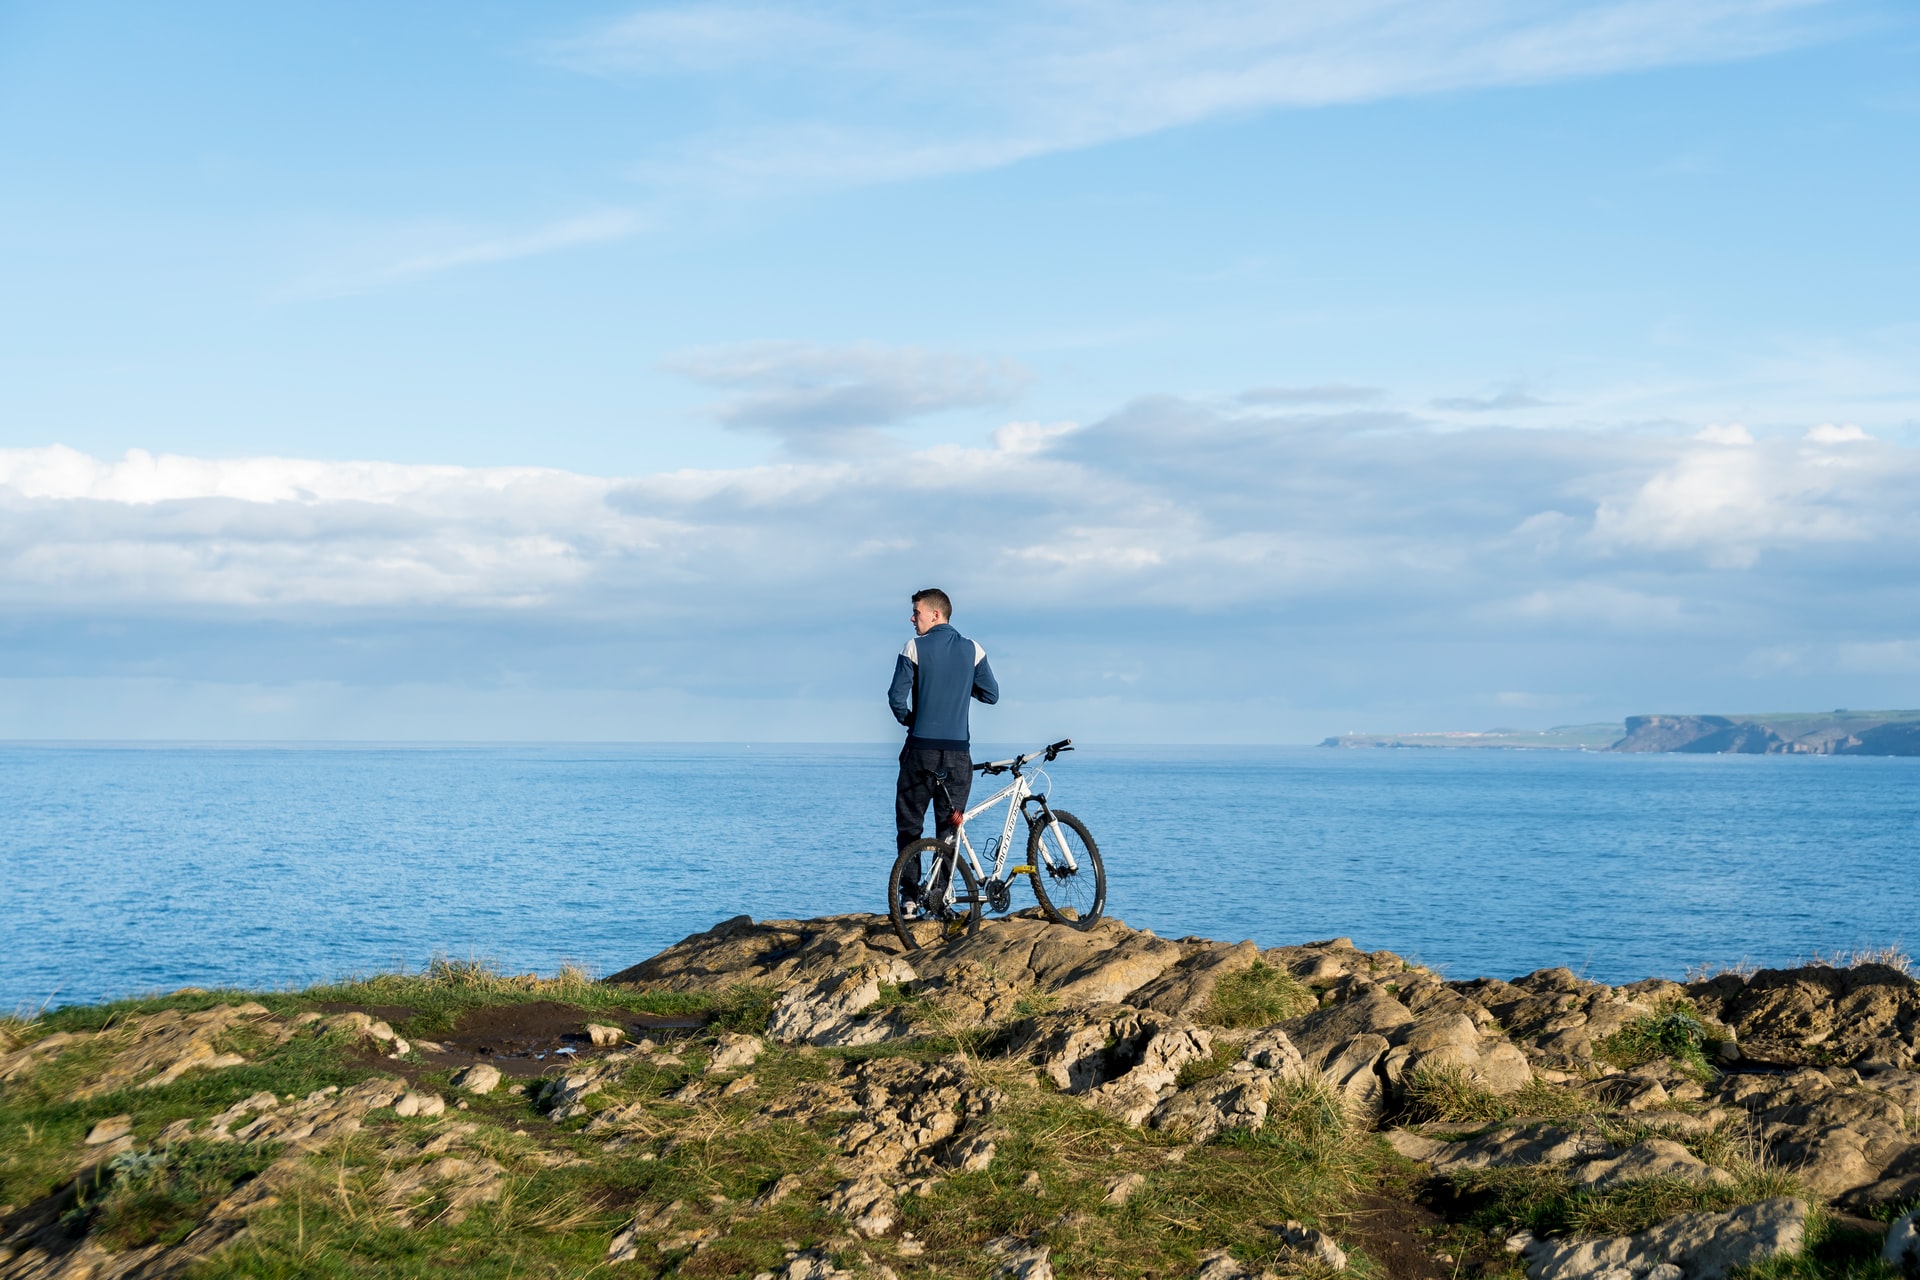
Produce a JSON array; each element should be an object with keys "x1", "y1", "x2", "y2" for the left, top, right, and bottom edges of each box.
[
  {"x1": 394, "y1": 1090, "x2": 446, "y2": 1118},
  {"x1": 1021, "y1": 1170, "x2": 1045, "y2": 1195},
  {"x1": 588, "y1": 1023, "x2": 625, "y2": 1047},
  {"x1": 85, "y1": 1115, "x2": 133, "y2": 1145},
  {"x1": 1275, "y1": 1220, "x2": 1347, "y2": 1272},
  {"x1": 451, "y1": 1063, "x2": 502, "y2": 1095},
  {"x1": 707, "y1": 1033, "x2": 765, "y2": 1072},
  {"x1": 1103, "y1": 1172, "x2": 1146, "y2": 1205},
  {"x1": 753, "y1": 1173, "x2": 805, "y2": 1208},
  {"x1": 1885, "y1": 1209, "x2": 1920, "y2": 1277},
  {"x1": 367, "y1": 1020, "x2": 397, "y2": 1043}
]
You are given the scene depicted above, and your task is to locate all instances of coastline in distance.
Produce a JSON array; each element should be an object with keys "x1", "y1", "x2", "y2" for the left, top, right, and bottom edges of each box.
[{"x1": 1321, "y1": 709, "x2": 1920, "y2": 755}]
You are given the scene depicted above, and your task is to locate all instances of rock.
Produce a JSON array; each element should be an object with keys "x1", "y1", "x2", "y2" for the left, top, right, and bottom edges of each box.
[
  {"x1": 450, "y1": 1064, "x2": 501, "y2": 1095},
  {"x1": 1692, "y1": 963, "x2": 1920, "y2": 1064},
  {"x1": 824, "y1": 1171, "x2": 897, "y2": 1234},
  {"x1": 942, "y1": 1130, "x2": 1000, "y2": 1172},
  {"x1": 780, "y1": 1250, "x2": 857, "y2": 1280},
  {"x1": 1386, "y1": 1122, "x2": 1612, "y2": 1172},
  {"x1": 84, "y1": 1115, "x2": 133, "y2": 1145},
  {"x1": 394, "y1": 1091, "x2": 445, "y2": 1118},
  {"x1": 1150, "y1": 1069, "x2": 1275, "y2": 1142},
  {"x1": 909, "y1": 914, "x2": 1184, "y2": 1008},
  {"x1": 1018, "y1": 1004, "x2": 1212, "y2": 1101},
  {"x1": 1318, "y1": 1034, "x2": 1392, "y2": 1115},
  {"x1": 984, "y1": 1235, "x2": 1054, "y2": 1279},
  {"x1": 1284, "y1": 990, "x2": 1416, "y2": 1065},
  {"x1": 1193, "y1": 1248, "x2": 1279, "y2": 1280},
  {"x1": 1571, "y1": 1139, "x2": 1734, "y2": 1189},
  {"x1": 1523, "y1": 1198, "x2": 1808, "y2": 1280},
  {"x1": 1242, "y1": 1028, "x2": 1308, "y2": 1077},
  {"x1": 767, "y1": 960, "x2": 916, "y2": 1047},
  {"x1": 709, "y1": 1032, "x2": 766, "y2": 1071},
  {"x1": 723, "y1": 1073, "x2": 757, "y2": 1097},
  {"x1": 1275, "y1": 1220, "x2": 1348, "y2": 1271},
  {"x1": 753, "y1": 1173, "x2": 806, "y2": 1208},
  {"x1": 1103, "y1": 1172, "x2": 1146, "y2": 1204},
  {"x1": 1885, "y1": 1209, "x2": 1920, "y2": 1277},
  {"x1": 607, "y1": 913, "x2": 911, "y2": 993},
  {"x1": 587, "y1": 1023, "x2": 625, "y2": 1047},
  {"x1": 1129, "y1": 940, "x2": 1261, "y2": 1021}
]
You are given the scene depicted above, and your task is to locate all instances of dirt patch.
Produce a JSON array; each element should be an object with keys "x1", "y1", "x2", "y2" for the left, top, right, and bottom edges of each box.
[
  {"x1": 1342, "y1": 1192, "x2": 1451, "y2": 1280},
  {"x1": 421, "y1": 1002, "x2": 703, "y2": 1079},
  {"x1": 314, "y1": 1001, "x2": 417, "y2": 1024}
]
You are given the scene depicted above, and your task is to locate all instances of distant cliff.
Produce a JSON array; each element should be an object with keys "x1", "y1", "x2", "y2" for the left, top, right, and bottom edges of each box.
[
  {"x1": 1611, "y1": 711, "x2": 1920, "y2": 756},
  {"x1": 1323, "y1": 710, "x2": 1920, "y2": 755}
]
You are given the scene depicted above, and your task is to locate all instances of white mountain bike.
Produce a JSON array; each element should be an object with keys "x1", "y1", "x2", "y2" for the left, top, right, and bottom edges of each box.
[{"x1": 887, "y1": 738, "x2": 1106, "y2": 950}]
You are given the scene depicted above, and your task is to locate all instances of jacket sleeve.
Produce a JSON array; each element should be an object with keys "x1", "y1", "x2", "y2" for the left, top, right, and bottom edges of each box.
[
  {"x1": 888, "y1": 652, "x2": 916, "y2": 726},
  {"x1": 972, "y1": 655, "x2": 1000, "y2": 705}
]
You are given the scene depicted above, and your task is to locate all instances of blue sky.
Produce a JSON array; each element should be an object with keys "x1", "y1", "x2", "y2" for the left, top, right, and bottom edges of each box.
[{"x1": 1, "y1": 0, "x2": 1916, "y2": 741}]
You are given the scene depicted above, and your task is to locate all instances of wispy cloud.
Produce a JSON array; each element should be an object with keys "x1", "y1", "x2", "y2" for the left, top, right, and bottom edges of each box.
[
  {"x1": 665, "y1": 341, "x2": 1030, "y2": 452},
  {"x1": 553, "y1": 1, "x2": 1838, "y2": 190},
  {"x1": 1432, "y1": 389, "x2": 1556, "y2": 412},
  {"x1": 1238, "y1": 385, "x2": 1382, "y2": 406},
  {"x1": 289, "y1": 210, "x2": 643, "y2": 298}
]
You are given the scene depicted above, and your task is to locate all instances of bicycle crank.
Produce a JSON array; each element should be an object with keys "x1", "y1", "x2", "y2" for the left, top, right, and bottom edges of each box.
[{"x1": 982, "y1": 876, "x2": 1013, "y2": 914}]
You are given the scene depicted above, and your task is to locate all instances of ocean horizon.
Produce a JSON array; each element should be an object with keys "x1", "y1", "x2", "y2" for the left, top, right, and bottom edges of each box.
[{"x1": 4, "y1": 741, "x2": 1914, "y2": 1010}]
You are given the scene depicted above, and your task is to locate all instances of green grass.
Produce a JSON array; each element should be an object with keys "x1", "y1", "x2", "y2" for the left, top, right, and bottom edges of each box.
[
  {"x1": 77, "y1": 1140, "x2": 280, "y2": 1248},
  {"x1": 1205, "y1": 961, "x2": 1317, "y2": 1029},
  {"x1": 1399, "y1": 1063, "x2": 1596, "y2": 1126},
  {"x1": 1595, "y1": 996, "x2": 1719, "y2": 1081},
  {"x1": 1429, "y1": 1111, "x2": 1803, "y2": 1248}
]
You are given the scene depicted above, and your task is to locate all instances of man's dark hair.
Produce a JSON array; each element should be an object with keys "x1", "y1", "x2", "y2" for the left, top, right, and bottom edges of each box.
[{"x1": 912, "y1": 587, "x2": 952, "y2": 618}]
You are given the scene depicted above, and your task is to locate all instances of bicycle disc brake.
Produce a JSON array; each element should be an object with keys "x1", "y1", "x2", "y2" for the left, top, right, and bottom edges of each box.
[{"x1": 983, "y1": 876, "x2": 1012, "y2": 914}]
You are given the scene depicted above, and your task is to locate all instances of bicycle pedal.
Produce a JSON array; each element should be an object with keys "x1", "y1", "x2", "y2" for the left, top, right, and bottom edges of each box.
[{"x1": 1008, "y1": 864, "x2": 1035, "y2": 875}]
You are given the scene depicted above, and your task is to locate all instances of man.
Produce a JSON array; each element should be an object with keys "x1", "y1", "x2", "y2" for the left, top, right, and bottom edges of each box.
[{"x1": 888, "y1": 587, "x2": 999, "y2": 906}]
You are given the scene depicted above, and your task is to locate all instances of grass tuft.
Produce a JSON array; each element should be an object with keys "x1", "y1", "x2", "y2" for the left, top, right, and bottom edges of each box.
[
  {"x1": 1400, "y1": 1064, "x2": 1596, "y2": 1127},
  {"x1": 1596, "y1": 996, "x2": 1717, "y2": 1080},
  {"x1": 1206, "y1": 962, "x2": 1316, "y2": 1029}
]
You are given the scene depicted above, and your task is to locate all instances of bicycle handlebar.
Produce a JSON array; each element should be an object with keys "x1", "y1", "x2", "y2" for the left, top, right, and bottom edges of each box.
[{"x1": 974, "y1": 738, "x2": 1074, "y2": 775}]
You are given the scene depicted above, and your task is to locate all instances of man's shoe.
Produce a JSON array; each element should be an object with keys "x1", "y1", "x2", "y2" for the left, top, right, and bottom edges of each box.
[{"x1": 898, "y1": 898, "x2": 923, "y2": 921}]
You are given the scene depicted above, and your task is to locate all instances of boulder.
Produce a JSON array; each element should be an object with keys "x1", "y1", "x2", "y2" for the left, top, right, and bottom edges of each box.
[
  {"x1": 1129, "y1": 939, "x2": 1260, "y2": 1021},
  {"x1": 1522, "y1": 1198, "x2": 1808, "y2": 1280},
  {"x1": 1571, "y1": 1139, "x2": 1735, "y2": 1190},
  {"x1": 767, "y1": 960, "x2": 917, "y2": 1047},
  {"x1": 1283, "y1": 991, "x2": 1415, "y2": 1065}
]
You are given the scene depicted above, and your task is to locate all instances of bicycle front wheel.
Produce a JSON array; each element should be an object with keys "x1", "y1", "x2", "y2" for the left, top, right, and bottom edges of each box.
[
  {"x1": 888, "y1": 838, "x2": 983, "y2": 951},
  {"x1": 1027, "y1": 810, "x2": 1106, "y2": 929}
]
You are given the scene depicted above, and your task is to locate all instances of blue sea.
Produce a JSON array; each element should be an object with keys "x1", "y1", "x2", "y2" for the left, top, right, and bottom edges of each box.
[{"x1": 2, "y1": 743, "x2": 1916, "y2": 1010}]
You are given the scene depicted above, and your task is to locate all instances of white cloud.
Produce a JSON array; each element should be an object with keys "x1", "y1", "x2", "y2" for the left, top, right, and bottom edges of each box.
[
  {"x1": 1587, "y1": 432, "x2": 1901, "y2": 563},
  {"x1": 1695, "y1": 423, "x2": 1754, "y2": 444},
  {"x1": 5, "y1": 403, "x2": 1917, "y2": 738},
  {"x1": 1806, "y1": 422, "x2": 1871, "y2": 443}
]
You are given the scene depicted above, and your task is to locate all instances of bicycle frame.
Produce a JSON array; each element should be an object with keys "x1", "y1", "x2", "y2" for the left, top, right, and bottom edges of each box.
[{"x1": 929, "y1": 761, "x2": 1081, "y2": 911}]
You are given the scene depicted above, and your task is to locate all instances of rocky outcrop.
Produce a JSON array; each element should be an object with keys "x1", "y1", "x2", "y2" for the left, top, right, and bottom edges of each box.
[{"x1": 15, "y1": 912, "x2": 1920, "y2": 1280}]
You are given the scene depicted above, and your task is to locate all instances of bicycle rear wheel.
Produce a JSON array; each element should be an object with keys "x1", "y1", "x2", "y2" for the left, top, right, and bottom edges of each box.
[
  {"x1": 1026, "y1": 810, "x2": 1105, "y2": 929},
  {"x1": 888, "y1": 838, "x2": 983, "y2": 951}
]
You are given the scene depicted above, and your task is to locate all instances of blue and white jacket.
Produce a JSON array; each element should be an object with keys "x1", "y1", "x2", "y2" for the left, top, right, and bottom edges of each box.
[{"x1": 888, "y1": 623, "x2": 1000, "y2": 750}]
